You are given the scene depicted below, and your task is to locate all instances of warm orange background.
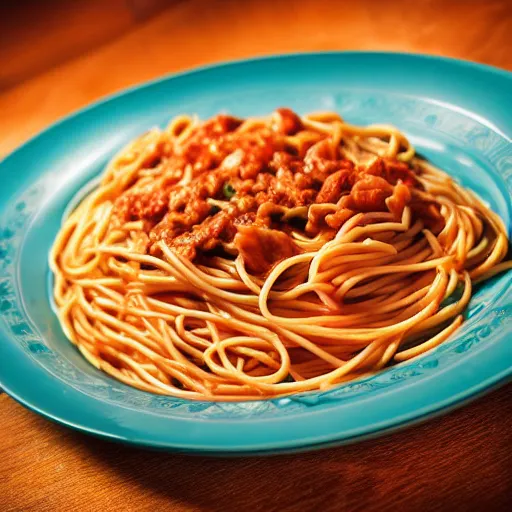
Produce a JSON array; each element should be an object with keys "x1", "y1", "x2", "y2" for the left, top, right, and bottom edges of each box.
[
  {"x1": 0, "y1": 0, "x2": 511, "y2": 157},
  {"x1": 0, "y1": 1, "x2": 511, "y2": 511}
]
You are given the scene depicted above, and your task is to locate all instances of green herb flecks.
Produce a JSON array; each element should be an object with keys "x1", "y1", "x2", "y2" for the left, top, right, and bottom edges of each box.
[{"x1": 223, "y1": 183, "x2": 236, "y2": 199}]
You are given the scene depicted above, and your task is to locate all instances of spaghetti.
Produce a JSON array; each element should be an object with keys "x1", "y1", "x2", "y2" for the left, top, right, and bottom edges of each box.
[{"x1": 50, "y1": 108, "x2": 512, "y2": 400}]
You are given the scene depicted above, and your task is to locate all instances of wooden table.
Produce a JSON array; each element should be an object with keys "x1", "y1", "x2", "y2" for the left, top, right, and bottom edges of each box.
[{"x1": 1, "y1": 1, "x2": 511, "y2": 510}]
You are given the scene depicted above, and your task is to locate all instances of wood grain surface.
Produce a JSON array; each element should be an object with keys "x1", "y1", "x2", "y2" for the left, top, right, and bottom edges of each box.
[
  {"x1": 1, "y1": 1, "x2": 511, "y2": 510},
  {"x1": 1, "y1": 388, "x2": 511, "y2": 512}
]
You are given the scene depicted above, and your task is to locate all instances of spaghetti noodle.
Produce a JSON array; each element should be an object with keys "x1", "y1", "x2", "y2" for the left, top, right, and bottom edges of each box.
[{"x1": 50, "y1": 108, "x2": 511, "y2": 400}]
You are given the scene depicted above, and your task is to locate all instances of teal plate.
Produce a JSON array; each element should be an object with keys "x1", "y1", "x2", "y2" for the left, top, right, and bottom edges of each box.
[{"x1": 0, "y1": 53, "x2": 511, "y2": 455}]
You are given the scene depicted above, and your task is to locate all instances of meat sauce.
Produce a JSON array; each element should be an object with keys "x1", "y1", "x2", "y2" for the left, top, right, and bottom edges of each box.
[{"x1": 112, "y1": 108, "x2": 439, "y2": 274}]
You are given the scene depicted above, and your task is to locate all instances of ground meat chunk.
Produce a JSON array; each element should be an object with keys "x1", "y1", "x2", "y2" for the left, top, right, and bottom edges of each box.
[
  {"x1": 341, "y1": 175, "x2": 412, "y2": 217},
  {"x1": 342, "y1": 176, "x2": 394, "y2": 212},
  {"x1": 234, "y1": 225, "x2": 301, "y2": 274},
  {"x1": 271, "y1": 108, "x2": 303, "y2": 135},
  {"x1": 316, "y1": 169, "x2": 354, "y2": 203},
  {"x1": 165, "y1": 211, "x2": 236, "y2": 260},
  {"x1": 362, "y1": 157, "x2": 419, "y2": 187},
  {"x1": 113, "y1": 184, "x2": 170, "y2": 224}
]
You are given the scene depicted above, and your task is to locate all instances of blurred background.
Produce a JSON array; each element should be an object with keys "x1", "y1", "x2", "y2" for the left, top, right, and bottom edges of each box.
[
  {"x1": 0, "y1": 0, "x2": 510, "y2": 156},
  {"x1": 1, "y1": 2, "x2": 511, "y2": 511}
]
